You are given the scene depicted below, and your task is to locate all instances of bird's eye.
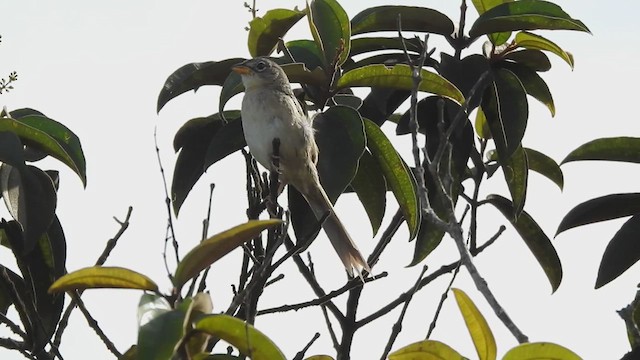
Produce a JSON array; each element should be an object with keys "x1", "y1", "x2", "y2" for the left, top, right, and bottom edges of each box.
[{"x1": 255, "y1": 61, "x2": 267, "y2": 71}]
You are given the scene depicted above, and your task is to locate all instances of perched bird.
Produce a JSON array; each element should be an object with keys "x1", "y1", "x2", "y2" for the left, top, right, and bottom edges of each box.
[{"x1": 232, "y1": 57, "x2": 370, "y2": 277}]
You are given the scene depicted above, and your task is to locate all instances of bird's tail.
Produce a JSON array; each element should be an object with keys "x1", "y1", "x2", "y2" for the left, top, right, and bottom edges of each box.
[{"x1": 304, "y1": 183, "x2": 371, "y2": 278}]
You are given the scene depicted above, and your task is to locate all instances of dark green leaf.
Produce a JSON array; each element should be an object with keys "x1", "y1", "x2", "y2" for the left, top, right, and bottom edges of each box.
[
  {"x1": 248, "y1": 8, "x2": 306, "y2": 57},
  {"x1": 138, "y1": 296, "x2": 186, "y2": 360},
  {"x1": 349, "y1": 37, "x2": 423, "y2": 57},
  {"x1": 515, "y1": 31, "x2": 574, "y2": 69},
  {"x1": 0, "y1": 265, "x2": 25, "y2": 315},
  {"x1": 502, "y1": 145, "x2": 528, "y2": 219},
  {"x1": 351, "y1": 6, "x2": 454, "y2": 36},
  {"x1": 504, "y1": 49, "x2": 551, "y2": 72},
  {"x1": 469, "y1": 0, "x2": 590, "y2": 38},
  {"x1": 596, "y1": 215, "x2": 640, "y2": 289},
  {"x1": 498, "y1": 61, "x2": 554, "y2": 116},
  {"x1": 350, "y1": 150, "x2": 386, "y2": 235},
  {"x1": 172, "y1": 113, "x2": 241, "y2": 215},
  {"x1": 157, "y1": 58, "x2": 245, "y2": 113},
  {"x1": 523, "y1": 147, "x2": 563, "y2": 190},
  {"x1": 471, "y1": 0, "x2": 514, "y2": 45},
  {"x1": 286, "y1": 40, "x2": 324, "y2": 71},
  {"x1": 331, "y1": 94, "x2": 362, "y2": 110},
  {"x1": 2, "y1": 217, "x2": 64, "y2": 352},
  {"x1": 338, "y1": 64, "x2": 464, "y2": 104},
  {"x1": 291, "y1": 106, "x2": 365, "y2": 241},
  {"x1": 309, "y1": 0, "x2": 350, "y2": 67},
  {"x1": 0, "y1": 115, "x2": 87, "y2": 186},
  {"x1": 487, "y1": 194, "x2": 562, "y2": 292},
  {"x1": 482, "y1": 68, "x2": 528, "y2": 161},
  {"x1": 218, "y1": 71, "x2": 245, "y2": 119},
  {"x1": 436, "y1": 54, "x2": 491, "y2": 112},
  {"x1": 562, "y1": 137, "x2": 640, "y2": 164},
  {"x1": 204, "y1": 117, "x2": 246, "y2": 169},
  {"x1": 1, "y1": 165, "x2": 57, "y2": 253},
  {"x1": 364, "y1": 118, "x2": 419, "y2": 239},
  {"x1": 0, "y1": 131, "x2": 26, "y2": 168},
  {"x1": 359, "y1": 88, "x2": 410, "y2": 126},
  {"x1": 556, "y1": 193, "x2": 640, "y2": 236},
  {"x1": 343, "y1": 53, "x2": 415, "y2": 72}
]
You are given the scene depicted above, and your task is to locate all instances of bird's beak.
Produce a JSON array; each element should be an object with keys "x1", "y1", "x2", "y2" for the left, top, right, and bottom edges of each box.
[{"x1": 232, "y1": 63, "x2": 252, "y2": 75}]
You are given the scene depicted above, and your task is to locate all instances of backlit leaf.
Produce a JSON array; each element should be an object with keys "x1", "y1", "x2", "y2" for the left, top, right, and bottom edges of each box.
[
  {"x1": 48, "y1": 266, "x2": 158, "y2": 293},
  {"x1": 364, "y1": 118, "x2": 419, "y2": 239},
  {"x1": 503, "y1": 342, "x2": 581, "y2": 360},
  {"x1": 173, "y1": 220, "x2": 283, "y2": 291},
  {"x1": 515, "y1": 31, "x2": 575, "y2": 69},
  {"x1": 309, "y1": 0, "x2": 350, "y2": 67},
  {"x1": 248, "y1": 8, "x2": 305, "y2": 57},
  {"x1": 195, "y1": 314, "x2": 286, "y2": 360},
  {"x1": 388, "y1": 340, "x2": 465, "y2": 360},
  {"x1": 452, "y1": 288, "x2": 497, "y2": 360},
  {"x1": 337, "y1": 64, "x2": 464, "y2": 104},
  {"x1": 469, "y1": 0, "x2": 590, "y2": 38}
]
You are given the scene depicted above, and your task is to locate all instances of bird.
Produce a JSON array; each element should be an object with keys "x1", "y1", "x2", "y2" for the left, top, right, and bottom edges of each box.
[{"x1": 232, "y1": 57, "x2": 370, "y2": 278}]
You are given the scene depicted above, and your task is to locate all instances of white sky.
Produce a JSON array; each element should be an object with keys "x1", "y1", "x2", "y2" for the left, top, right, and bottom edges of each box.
[{"x1": 1, "y1": 1, "x2": 639, "y2": 359}]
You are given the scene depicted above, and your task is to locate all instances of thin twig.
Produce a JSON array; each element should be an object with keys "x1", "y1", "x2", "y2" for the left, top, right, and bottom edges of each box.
[
  {"x1": 53, "y1": 208, "x2": 132, "y2": 348},
  {"x1": 293, "y1": 333, "x2": 321, "y2": 360},
  {"x1": 474, "y1": 225, "x2": 506, "y2": 256},
  {"x1": 154, "y1": 127, "x2": 180, "y2": 265},
  {"x1": 0, "y1": 311, "x2": 26, "y2": 339},
  {"x1": 380, "y1": 265, "x2": 429, "y2": 360},
  {"x1": 257, "y1": 272, "x2": 387, "y2": 316},
  {"x1": 195, "y1": 183, "x2": 216, "y2": 295},
  {"x1": 0, "y1": 338, "x2": 34, "y2": 359},
  {"x1": 426, "y1": 263, "x2": 461, "y2": 338},
  {"x1": 69, "y1": 291, "x2": 121, "y2": 358}
]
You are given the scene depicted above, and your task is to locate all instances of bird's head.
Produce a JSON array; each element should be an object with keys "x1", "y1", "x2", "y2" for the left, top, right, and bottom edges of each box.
[{"x1": 232, "y1": 57, "x2": 289, "y2": 92}]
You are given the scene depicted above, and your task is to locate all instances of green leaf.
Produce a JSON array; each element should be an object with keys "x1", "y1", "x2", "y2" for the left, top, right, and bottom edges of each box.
[
  {"x1": 498, "y1": 61, "x2": 555, "y2": 116},
  {"x1": 195, "y1": 314, "x2": 286, "y2": 360},
  {"x1": 173, "y1": 220, "x2": 283, "y2": 291},
  {"x1": 487, "y1": 194, "x2": 562, "y2": 292},
  {"x1": 351, "y1": 6, "x2": 454, "y2": 36},
  {"x1": 309, "y1": 0, "x2": 350, "y2": 67},
  {"x1": 515, "y1": 31, "x2": 575, "y2": 69},
  {"x1": 481, "y1": 68, "x2": 528, "y2": 162},
  {"x1": 359, "y1": 88, "x2": 410, "y2": 126},
  {"x1": 388, "y1": 340, "x2": 465, "y2": 360},
  {"x1": 501, "y1": 145, "x2": 528, "y2": 219},
  {"x1": 524, "y1": 147, "x2": 563, "y2": 190},
  {"x1": 157, "y1": 58, "x2": 245, "y2": 112},
  {"x1": 48, "y1": 266, "x2": 158, "y2": 293},
  {"x1": 248, "y1": 8, "x2": 306, "y2": 57},
  {"x1": 0, "y1": 131, "x2": 26, "y2": 168},
  {"x1": 219, "y1": 71, "x2": 245, "y2": 117},
  {"x1": 475, "y1": 107, "x2": 491, "y2": 139},
  {"x1": 556, "y1": 193, "x2": 640, "y2": 236},
  {"x1": 287, "y1": 40, "x2": 324, "y2": 71},
  {"x1": 562, "y1": 137, "x2": 640, "y2": 164},
  {"x1": 452, "y1": 288, "x2": 497, "y2": 360},
  {"x1": 331, "y1": 94, "x2": 363, "y2": 110},
  {"x1": 439, "y1": 54, "x2": 491, "y2": 112},
  {"x1": 1, "y1": 164, "x2": 57, "y2": 253},
  {"x1": 504, "y1": 49, "x2": 551, "y2": 72},
  {"x1": 350, "y1": 150, "x2": 386, "y2": 235},
  {"x1": 338, "y1": 64, "x2": 464, "y2": 104},
  {"x1": 471, "y1": 0, "x2": 514, "y2": 46},
  {"x1": 1, "y1": 218, "x2": 65, "y2": 351},
  {"x1": 172, "y1": 112, "x2": 242, "y2": 215},
  {"x1": 349, "y1": 37, "x2": 423, "y2": 57},
  {"x1": 0, "y1": 115, "x2": 86, "y2": 186},
  {"x1": 503, "y1": 342, "x2": 581, "y2": 360},
  {"x1": 596, "y1": 215, "x2": 640, "y2": 289},
  {"x1": 364, "y1": 118, "x2": 419, "y2": 239},
  {"x1": 137, "y1": 295, "x2": 188, "y2": 360},
  {"x1": 469, "y1": 0, "x2": 590, "y2": 38},
  {"x1": 290, "y1": 106, "x2": 365, "y2": 241}
]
